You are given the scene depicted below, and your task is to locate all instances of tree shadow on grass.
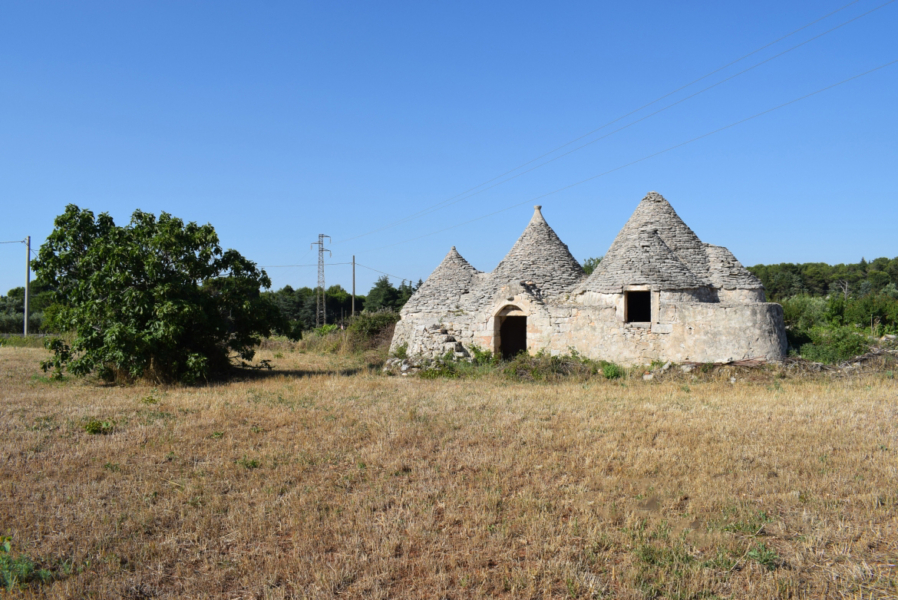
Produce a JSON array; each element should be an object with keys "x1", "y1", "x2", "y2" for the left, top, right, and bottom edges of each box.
[{"x1": 231, "y1": 366, "x2": 368, "y2": 381}]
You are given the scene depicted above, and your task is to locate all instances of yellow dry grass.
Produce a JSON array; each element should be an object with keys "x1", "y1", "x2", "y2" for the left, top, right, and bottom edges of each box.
[{"x1": 1, "y1": 346, "x2": 896, "y2": 599}]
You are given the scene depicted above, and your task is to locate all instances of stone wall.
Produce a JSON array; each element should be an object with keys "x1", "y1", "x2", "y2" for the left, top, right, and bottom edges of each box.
[{"x1": 390, "y1": 290, "x2": 787, "y2": 366}]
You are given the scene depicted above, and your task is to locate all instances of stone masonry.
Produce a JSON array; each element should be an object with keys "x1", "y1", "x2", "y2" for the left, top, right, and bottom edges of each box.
[{"x1": 390, "y1": 192, "x2": 787, "y2": 365}]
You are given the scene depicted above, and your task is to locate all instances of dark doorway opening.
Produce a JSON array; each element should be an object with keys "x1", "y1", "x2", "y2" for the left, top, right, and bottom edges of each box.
[
  {"x1": 499, "y1": 316, "x2": 527, "y2": 359},
  {"x1": 626, "y1": 291, "x2": 651, "y2": 323}
]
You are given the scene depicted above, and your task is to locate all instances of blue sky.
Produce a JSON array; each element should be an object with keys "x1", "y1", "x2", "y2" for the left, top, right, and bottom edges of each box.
[{"x1": 1, "y1": 1, "x2": 896, "y2": 296}]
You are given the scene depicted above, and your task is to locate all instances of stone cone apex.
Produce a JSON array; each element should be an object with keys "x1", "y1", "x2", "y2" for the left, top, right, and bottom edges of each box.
[
  {"x1": 585, "y1": 227, "x2": 704, "y2": 293},
  {"x1": 492, "y1": 205, "x2": 585, "y2": 298},
  {"x1": 579, "y1": 191, "x2": 710, "y2": 293},
  {"x1": 401, "y1": 246, "x2": 480, "y2": 314},
  {"x1": 704, "y1": 244, "x2": 764, "y2": 290}
]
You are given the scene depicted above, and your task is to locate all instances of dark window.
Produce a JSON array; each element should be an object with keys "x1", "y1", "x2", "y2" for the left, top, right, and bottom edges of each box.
[
  {"x1": 499, "y1": 316, "x2": 527, "y2": 359},
  {"x1": 626, "y1": 291, "x2": 651, "y2": 323}
]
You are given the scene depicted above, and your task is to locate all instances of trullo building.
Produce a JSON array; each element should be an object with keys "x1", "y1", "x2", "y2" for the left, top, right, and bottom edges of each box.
[{"x1": 389, "y1": 192, "x2": 787, "y2": 365}]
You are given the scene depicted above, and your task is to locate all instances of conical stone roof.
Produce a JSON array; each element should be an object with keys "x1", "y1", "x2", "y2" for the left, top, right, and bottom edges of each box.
[
  {"x1": 704, "y1": 244, "x2": 764, "y2": 290},
  {"x1": 491, "y1": 205, "x2": 585, "y2": 298},
  {"x1": 402, "y1": 246, "x2": 480, "y2": 313},
  {"x1": 584, "y1": 227, "x2": 704, "y2": 293},
  {"x1": 579, "y1": 192, "x2": 712, "y2": 293}
]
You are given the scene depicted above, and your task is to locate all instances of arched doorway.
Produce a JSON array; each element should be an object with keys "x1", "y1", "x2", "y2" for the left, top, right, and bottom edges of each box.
[{"x1": 495, "y1": 306, "x2": 527, "y2": 359}]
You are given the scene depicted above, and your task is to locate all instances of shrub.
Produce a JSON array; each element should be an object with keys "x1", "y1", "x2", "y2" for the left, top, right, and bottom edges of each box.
[
  {"x1": 780, "y1": 295, "x2": 828, "y2": 330},
  {"x1": 601, "y1": 362, "x2": 623, "y2": 379},
  {"x1": 313, "y1": 324, "x2": 339, "y2": 337},
  {"x1": 469, "y1": 344, "x2": 498, "y2": 366},
  {"x1": 348, "y1": 310, "x2": 399, "y2": 337},
  {"x1": 799, "y1": 326, "x2": 870, "y2": 363}
]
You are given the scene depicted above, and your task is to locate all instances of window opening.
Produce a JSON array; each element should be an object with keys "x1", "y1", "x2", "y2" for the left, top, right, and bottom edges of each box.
[{"x1": 626, "y1": 291, "x2": 651, "y2": 323}]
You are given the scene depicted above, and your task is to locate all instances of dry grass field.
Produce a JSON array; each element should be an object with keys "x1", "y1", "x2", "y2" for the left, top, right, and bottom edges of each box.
[{"x1": 1, "y1": 345, "x2": 897, "y2": 599}]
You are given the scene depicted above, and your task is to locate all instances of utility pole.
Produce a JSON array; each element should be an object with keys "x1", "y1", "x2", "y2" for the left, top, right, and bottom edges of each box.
[
  {"x1": 310, "y1": 234, "x2": 331, "y2": 327},
  {"x1": 351, "y1": 255, "x2": 356, "y2": 317},
  {"x1": 24, "y1": 236, "x2": 30, "y2": 337}
]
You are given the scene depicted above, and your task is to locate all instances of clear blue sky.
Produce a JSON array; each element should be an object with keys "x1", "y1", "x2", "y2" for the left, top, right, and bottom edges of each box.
[{"x1": 2, "y1": 1, "x2": 896, "y2": 296}]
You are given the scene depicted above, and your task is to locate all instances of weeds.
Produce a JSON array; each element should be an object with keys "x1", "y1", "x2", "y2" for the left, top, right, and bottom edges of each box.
[
  {"x1": 83, "y1": 419, "x2": 114, "y2": 435},
  {"x1": 0, "y1": 537, "x2": 54, "y2": 591},
  {"x1": 747, "y1": 542, "x2": 779, "y2": 571},
  {"x1": 236, "y1": 456, "x2": 260, "y2": 469}
]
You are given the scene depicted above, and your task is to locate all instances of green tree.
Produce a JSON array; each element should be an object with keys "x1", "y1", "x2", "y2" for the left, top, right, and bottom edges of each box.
[
  {"x1": 33, "y1": 205, "x2": 288, "y2": 383},
  {"x1": 364, "y1": 276, "x2": 400, "y2": 312},
  {"x1": 582, "y1": 257, "x2": 602, "y2": 275}
]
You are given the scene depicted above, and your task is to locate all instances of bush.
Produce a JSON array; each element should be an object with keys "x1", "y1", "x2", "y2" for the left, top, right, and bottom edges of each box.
[
  {"x1": 780, "y1": 295, "x2": 828, "y2": 330},
  {"x1": 799, "y1": 326, "x2": 870, "y2": 363},
  {"x1": 469, "y1": 344, "x2": 499, "y2": 366},
  {"x1": 313, "y1": 324, "x2": 339, "y2": 337},
  {"x1": 601, "y1": 362, "x2": 623, "y2": 379},
  {"x1": 348, "y1": 310, "x2": 399, "y2": 337}
]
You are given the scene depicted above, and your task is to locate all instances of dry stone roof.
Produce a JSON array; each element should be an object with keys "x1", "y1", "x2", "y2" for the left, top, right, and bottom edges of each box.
[
  {"x1": 584, "y1": 227, "x2": 704, "y2": 292},
  {"x1": 403, "y1": 192, "x2": 764, "y2": 314},
  {"x1": 491, "y1": 206, "x2": 585, "y2": 298},
  {"x1": 704, "y1": 244, "x2": 764, "y2": 290},
  {"x1": 401, "y1": 246, "x2": 480, "y2": 313},
  {"x1": 578, "y1": 191, "x2": 762, "y2": 294}
]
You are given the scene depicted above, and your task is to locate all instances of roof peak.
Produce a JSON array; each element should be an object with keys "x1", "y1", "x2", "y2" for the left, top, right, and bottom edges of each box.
[
  {"x1": 642, "y1": 191, "x2": 667, "y2": 203},
  {"x1": 529, "y1": 204, "x2": 546, "y2": 225}
]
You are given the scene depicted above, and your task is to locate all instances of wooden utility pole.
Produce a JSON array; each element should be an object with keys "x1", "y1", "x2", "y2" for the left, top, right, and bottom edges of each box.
[
  {"x1": 24, "y1": 236, "x2": 30, "y2": 336},
  {"x1": 351, "y1": 255, "x2": 356, "y2": 317}
]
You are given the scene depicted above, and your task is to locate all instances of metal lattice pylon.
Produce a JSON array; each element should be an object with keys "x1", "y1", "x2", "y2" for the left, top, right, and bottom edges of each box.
[{"x1": 310, "y1": 234, "x2": 331, "y2": 326}]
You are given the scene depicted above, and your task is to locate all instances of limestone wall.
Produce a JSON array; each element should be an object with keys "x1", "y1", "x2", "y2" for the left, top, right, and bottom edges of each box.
[{"x1": 391, "y1": 296, "x2": 787, "y2": 366}]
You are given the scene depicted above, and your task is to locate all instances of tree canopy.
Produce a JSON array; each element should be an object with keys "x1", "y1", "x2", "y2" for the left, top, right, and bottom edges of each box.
[
  {"x1": 747, "y1": 256, "x2": 898, "y2": 300},
  {"x1": 33, "y1": 205, "x2": 287, "y2": 383}
]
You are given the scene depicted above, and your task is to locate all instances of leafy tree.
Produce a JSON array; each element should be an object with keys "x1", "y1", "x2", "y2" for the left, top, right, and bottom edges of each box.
[
  {"x1": 33, "y1": 205, "x2": 288, "y2": 383},
  {"x1": 582, "y1": 257, "x2": 602, "y2": 275},
  {"x1": 363, "y1": 276, "x2": 419, "y2": 312},
  {"x1": 364, "y1": 276, "x2": 400, "y2": 311}
]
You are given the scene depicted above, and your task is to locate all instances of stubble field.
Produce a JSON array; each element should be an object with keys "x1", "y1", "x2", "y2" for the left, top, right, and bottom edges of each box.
[{"x1": 1, "y1": 345, "x2": 896, "y2": 599}]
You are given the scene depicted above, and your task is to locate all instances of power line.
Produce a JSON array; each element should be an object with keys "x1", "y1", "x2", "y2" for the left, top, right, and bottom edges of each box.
[
  {"x1": 368, "y1": 0, "x2": 896, "y2": 226},
  {"x1": 262, "y1": 262, "x2": 353, "y2": 268},
  {"x1": 357, "y1": 59, "x2": 898, "y2": 255},
  {"x1": 0, "y1": 240, "x2": 26, "y2": 244},
  {"x1": 334, "y1": 0, "x2": 878, "y2": 245},
  {"x1": 354, "y1": 262, "x2": 415, "y2": 283}
]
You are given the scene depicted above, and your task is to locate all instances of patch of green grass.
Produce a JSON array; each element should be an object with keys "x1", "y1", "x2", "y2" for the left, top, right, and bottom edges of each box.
[
  {"x1": 83, "y1": 419, "x2": 114, "y2": 435},
  {"x1": 716, "y1": 504, "x2": 773, "y2": 535},
  {"x1": 0, "y1": 537, "x2": 54, "y2": 591},
  {"x1": 103, "y1": 462, "x2": 120, "y2": 472},
  {"x1": 209, "y1": 431, "x2": 224, "y2": 439},
  {"x1": 236, "y1": 456, "x2": 260, "y2": 470},
  {"x1": 747, "y1": 542, "x2": 779, "y2": 571},
  {"x1": 0, "y1": 335, "x2": 48, "y2": 349}
]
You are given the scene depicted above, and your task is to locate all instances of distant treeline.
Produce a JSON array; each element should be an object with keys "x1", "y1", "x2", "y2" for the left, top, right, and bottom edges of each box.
[
  {"x1": 262, "y1": 275, "x2": 420, "y2": 332},
  {"x1": 0, "y1": 275, "x2": 421, "y2": 335},
  {"x1": 747, "y1": 256, "x2": 898, "y2": 301}
]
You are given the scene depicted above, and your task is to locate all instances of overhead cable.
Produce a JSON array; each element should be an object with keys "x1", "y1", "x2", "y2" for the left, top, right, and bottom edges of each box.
[
  {"x1": 334, "y1": 0, "x2": 882, "y2": 244},
  {"x1": 357, "y1": 59, "x2": 897, "y2": 254},
  {"x1": 355, "y1": 263, "x2": 414, "y2": 282}
]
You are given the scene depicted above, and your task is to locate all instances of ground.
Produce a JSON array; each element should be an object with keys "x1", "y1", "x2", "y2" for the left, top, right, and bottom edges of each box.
[{"x1": 0, "y1": 345, "x2": 896, "y2": 599}]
